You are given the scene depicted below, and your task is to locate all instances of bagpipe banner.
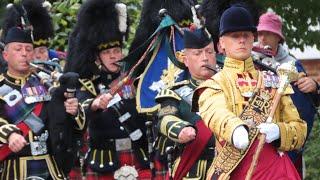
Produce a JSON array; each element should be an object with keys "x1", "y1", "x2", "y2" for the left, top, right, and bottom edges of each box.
[{"x1": 134, "y1": 16, "x2": 190, "y2": 113}]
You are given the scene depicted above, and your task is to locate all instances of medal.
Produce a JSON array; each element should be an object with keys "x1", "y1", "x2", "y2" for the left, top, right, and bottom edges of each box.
[
  {"x1": 236, "y1": 72, "x2": 257, "y2": 98},
  {"x1": 263, "y1": 71, "x2": 279, "y2": 88}
]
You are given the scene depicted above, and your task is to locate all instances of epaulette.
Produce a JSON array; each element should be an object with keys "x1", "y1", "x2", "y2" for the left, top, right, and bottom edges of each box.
[
  {"x1": 168, "y1": 80, "x2": 189, "y2": 90},
  {"x1": 192, "y1": 78, "x2": 222, "y2": 112},
  {"x1": 155, "y1": 88, "x2": 181, "y2": 102},
  {"x1": 155, "y1": 80, "x2": 189, "y2": 102},
  {"x1": 79, "y1": 78, "x2": 97, "y2": 96}
]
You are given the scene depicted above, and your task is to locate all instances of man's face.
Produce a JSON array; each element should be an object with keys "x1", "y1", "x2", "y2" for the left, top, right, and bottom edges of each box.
[
  {"x1": 257, "y1": 31, "x2": 281, "y2": 52},
  {"x1": 2, "y1": 42, "x2": 34, "y2": 75},
  {"x1": 98, "y1": 47, "x2": 123, "y2": 73},
  {"x1": 184, "y1": 42, "x2": 216, "y2": 80},
  {"x1": 219, "y1": 31, "x2": 254, "y2": 60},
  {"x1": 34, "y1": 46, "x2": 49, "y2": 61}
]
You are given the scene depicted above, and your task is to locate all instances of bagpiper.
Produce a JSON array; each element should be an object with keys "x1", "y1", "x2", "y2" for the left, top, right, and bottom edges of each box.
[
  {"x1": 64, "y1": 0, "x2": 151, "y2": 179},
  {"x1": 0, "y1": 3, "x2": 85, "y2": 178},
  {"x1": 155, "y1": 28, "x2": 218, "y2": 179}
]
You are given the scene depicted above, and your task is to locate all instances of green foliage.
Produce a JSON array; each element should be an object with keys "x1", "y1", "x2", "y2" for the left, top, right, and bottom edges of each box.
[
  {"x1": 122, "y1": 0, "x2": 142, "y2": 52},
  {"x1": 50, "y1": 0, "x2": 82, "y2": 51},
  {"x1": 304, "y1": 114, "x2": 320, "y2": 179}
]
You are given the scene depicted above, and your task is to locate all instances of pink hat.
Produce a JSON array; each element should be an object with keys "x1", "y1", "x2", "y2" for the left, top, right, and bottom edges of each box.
[{"x1": 257, "y1": 12, "x2": 284, "y2": 40}]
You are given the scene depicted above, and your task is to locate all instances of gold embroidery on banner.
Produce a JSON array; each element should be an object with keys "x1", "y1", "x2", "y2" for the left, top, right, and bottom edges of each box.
[{"x1": 160, "y1": 61, "x2": 184, "y2": 89}]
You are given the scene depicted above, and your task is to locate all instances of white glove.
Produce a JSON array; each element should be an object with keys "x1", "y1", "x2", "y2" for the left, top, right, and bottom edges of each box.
[
  {"x1": 232, "y1": 126, "x2": 249, "y2": 150},
  {"x1": 257, "y1": 123, "x2": 280, "y2": 143}
]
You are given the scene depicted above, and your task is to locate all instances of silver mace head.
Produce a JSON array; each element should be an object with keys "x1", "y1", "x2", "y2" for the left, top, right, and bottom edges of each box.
[{"x1": 276, "y1": 60, "x2": 299, "y2": 93}]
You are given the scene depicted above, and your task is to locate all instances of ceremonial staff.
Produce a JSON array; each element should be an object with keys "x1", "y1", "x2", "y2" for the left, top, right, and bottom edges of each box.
[{"x1": 245, "y1": 61, "x2": 299, "y2": 180}]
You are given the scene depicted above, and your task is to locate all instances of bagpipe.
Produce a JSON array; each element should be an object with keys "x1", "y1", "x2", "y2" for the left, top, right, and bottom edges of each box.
[
  {"x1": 29, "y1": 61, "x2": 63, "y2": 94},
  {"x1": 95, "y1": 8, "x2": 187, "y2": 103},
  {"x1": 31, "y1": 61, "x2": 82, "y2": 174},
  {"x1": 125, "y1": 9, "x2": 191, "y2": 113}
]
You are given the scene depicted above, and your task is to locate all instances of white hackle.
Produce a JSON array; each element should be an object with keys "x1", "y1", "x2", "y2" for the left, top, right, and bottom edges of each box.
[{"x1": 115, "y1": 3, "x2": 127, "y2": 34}]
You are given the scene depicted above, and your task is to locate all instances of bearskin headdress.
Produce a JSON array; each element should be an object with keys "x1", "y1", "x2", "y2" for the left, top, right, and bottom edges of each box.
[
  {"x1": 1, "y1": 0, "x2": 54, "y2": 48},
  {"x1": 199, "y1": 0, "x2": 261, "y2": 47},
  {"x1": 129, "y1": 0, "x2": 198, "y2": 53},
  {"x1": 64, "y1": 0, "x2": 129, "y2": 79}
]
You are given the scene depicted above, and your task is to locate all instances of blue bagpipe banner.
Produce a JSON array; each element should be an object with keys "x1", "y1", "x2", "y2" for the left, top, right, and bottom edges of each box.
[{"x1": 136, "y1": 16, "x2": 190, "y2": 113}]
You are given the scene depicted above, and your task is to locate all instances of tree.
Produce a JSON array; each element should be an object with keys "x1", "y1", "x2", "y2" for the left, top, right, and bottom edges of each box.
[{"x1": 50, "y1": 0, "x2": 82, "y2": 51}]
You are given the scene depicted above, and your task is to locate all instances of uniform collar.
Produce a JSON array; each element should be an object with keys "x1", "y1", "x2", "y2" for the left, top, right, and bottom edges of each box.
[
  {"x1": 4, "y1": 71, "x2": 30, "y2": 86},
  {"x1": 223, "y1": 57, "x2": 255, "y2": 73},
  {"x1": 189, "y1": 77, "x2": 204, "y2": 88}
]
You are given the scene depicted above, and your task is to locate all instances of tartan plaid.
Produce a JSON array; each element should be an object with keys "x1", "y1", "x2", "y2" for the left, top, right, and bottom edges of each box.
[
  {"x1": 4, "y1": 98, "x2": 34, "y2": 124},
  {"x1": 154, "y1": 160, "x2": 168, "y2": 180},
  {"x1": 4, "y1": 77, "x2": 48, "y2": 124},
  {"x1": 85, "y1": 150, "x2": 151, "y2": 180},
  {"x1": 69, "y1": 167, "x2": 82, "y2": 180}
]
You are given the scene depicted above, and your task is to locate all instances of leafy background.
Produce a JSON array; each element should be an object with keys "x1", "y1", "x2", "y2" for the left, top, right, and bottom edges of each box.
[
  {"x1": 0, "y1": 0, "x2": 319, "y2": 178},
  {"x1": 1, "y1": 0, "x2": 319, "y2": 51}
]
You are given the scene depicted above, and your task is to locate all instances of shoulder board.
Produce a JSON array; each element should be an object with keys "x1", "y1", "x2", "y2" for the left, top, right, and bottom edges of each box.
[
  {"x1": 79, "y1": 78, "x2": 97, "y2": 96},
  {"x1": 174, "y1": 85, "x2": 193, "y2": 98},
  {"x1": 169, "y1": 80, "x2": 189, "y2": 90},
  {"x1": 192, "y1": 78, "x2": 222, "y2": 112},
  {"x1": 155, "y1": 88, "x2": 181, "y2": 102}
]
